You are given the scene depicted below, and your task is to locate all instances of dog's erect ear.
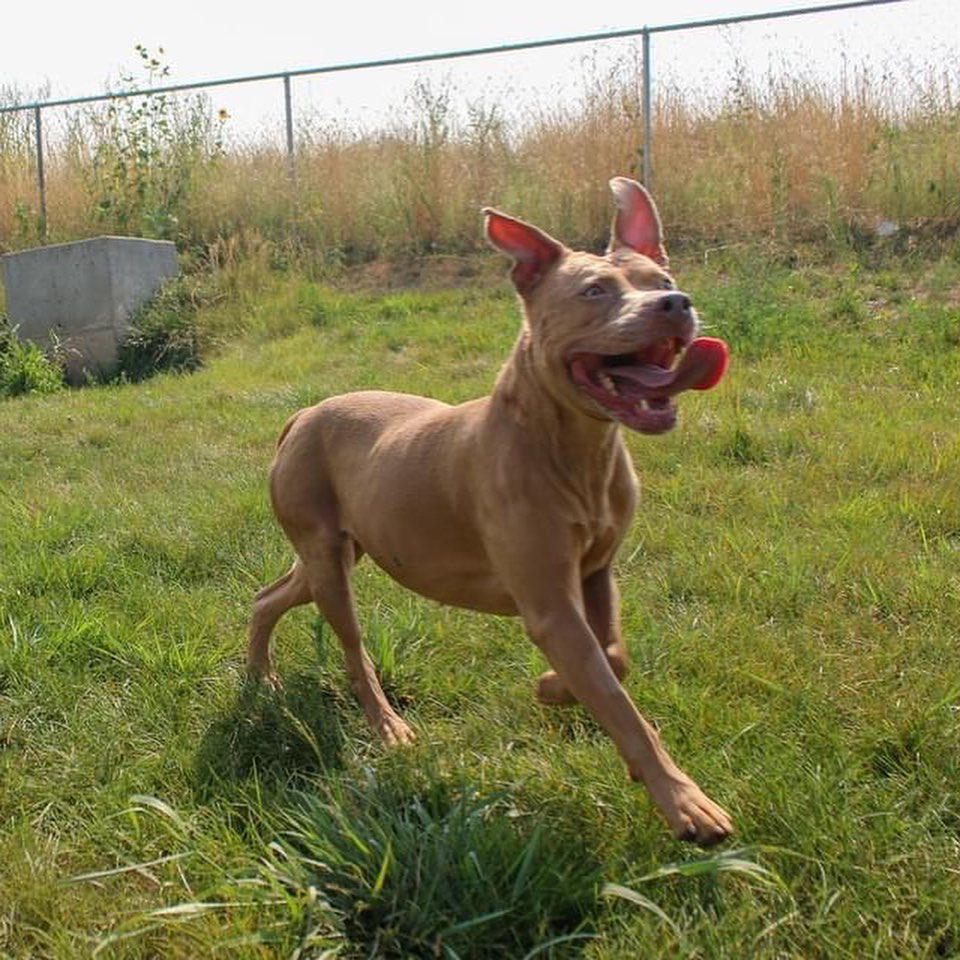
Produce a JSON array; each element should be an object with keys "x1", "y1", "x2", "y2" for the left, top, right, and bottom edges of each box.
[
  {"x1": 484, "y1": 208, "x2": 564, "y2": 296},
  {"x1": 608, "y1": 177, "x2": 669, "y2": 268}
]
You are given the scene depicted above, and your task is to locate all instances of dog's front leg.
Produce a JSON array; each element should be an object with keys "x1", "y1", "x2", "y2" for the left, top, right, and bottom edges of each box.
[
  {"x1": 519, "y1": 580, "x2": 733, "y2": 846},
  {"x1": 537, "y1": 566, "x2": 629, "y2": 704}
]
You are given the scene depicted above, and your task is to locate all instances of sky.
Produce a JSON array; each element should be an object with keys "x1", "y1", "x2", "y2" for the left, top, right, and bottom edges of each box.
[{"x1": 2, "y1": 0, "x2": 958, "y2": 140}]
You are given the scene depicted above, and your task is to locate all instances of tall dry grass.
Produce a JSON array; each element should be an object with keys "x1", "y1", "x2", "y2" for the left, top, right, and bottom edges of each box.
[{"x1": 1, "y1": 50, "x2": 958, "y2": 262}]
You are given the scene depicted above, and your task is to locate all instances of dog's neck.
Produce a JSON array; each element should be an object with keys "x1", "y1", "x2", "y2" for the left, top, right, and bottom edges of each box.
[{"x1": 491, "y1": 326, "x2": 624, "y2": 475}]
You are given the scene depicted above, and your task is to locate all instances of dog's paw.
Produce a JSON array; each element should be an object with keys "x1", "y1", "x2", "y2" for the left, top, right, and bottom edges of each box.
[
  {"x1": 247, "y1": 663, "x2": 284, "y2": 693},
  {"x1": 374, "y1": 712, "x2": 417, "y2": 747},
  {"x1": 660, "y1": 782, "x2": 734, "y2": 848},
  {"x1": 536, "y1": 670, "x2": 578, "y2": 706}
]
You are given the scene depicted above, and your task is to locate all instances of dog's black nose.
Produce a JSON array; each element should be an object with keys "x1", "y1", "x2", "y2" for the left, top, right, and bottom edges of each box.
[{"x1": 659, "y1": 292, "x2": 692, "y2": 314}]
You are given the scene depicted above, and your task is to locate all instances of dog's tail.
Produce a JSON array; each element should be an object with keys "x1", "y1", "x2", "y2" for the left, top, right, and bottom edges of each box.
[{"x1": 275, "y1": 409, "x2": 304, "y2": 449}]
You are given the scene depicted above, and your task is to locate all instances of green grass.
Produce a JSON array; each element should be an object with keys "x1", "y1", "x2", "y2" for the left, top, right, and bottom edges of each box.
[
  {"x1": 0, "y1": 317, "x2": 64, "y2": 398},
  {"x1": 2, "y1": 244, "x2": 960, "y2": 957}
]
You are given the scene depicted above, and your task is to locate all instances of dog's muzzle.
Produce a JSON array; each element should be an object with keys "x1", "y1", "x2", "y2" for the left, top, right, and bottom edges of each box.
[{"x1": 568, "y1": 336, "x2": 729, "y2": 434}]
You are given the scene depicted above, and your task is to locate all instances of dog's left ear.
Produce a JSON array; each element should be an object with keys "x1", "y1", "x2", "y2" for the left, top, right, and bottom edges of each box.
[
  {"x1": 607, "y1": 177, "x2": 669, "y2": 268},
  {"x1": 484, "y1": 208, "x2": 564, "y2": 296}
]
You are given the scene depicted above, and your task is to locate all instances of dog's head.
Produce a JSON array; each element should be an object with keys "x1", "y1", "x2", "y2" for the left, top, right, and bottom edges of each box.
[{"x1": 485, "y1": 177, "x2": 727, "y2": 434}]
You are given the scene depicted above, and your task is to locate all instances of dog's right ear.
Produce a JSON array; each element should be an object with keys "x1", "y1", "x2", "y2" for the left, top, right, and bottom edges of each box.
[
  {"x1": 483, "y1": 208, "x2": 564, "y2": 296},
  {"x1": 608, "y1": 177, "x2": 669, "y2": 268}
]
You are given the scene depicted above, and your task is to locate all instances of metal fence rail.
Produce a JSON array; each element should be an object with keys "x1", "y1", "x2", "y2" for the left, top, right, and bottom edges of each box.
[{"x1": 0, "y1": 0, "x2": 907, "y2": 238}]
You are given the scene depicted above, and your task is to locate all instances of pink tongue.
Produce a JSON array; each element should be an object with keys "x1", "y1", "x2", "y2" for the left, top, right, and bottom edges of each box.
[{"x1": 613, "y1": 337, "x2": 729, "y2": 395}]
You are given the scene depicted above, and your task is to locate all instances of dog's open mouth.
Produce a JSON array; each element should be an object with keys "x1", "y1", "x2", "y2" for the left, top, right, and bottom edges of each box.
[{"x1": 568, "y1": 336, "x2": 729, "y2": 434}]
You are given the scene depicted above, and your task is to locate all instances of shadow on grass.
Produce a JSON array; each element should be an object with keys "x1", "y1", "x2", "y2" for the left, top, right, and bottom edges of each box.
[{"x1": 193, "y1": 671, "x2": 349, "y2": 800}]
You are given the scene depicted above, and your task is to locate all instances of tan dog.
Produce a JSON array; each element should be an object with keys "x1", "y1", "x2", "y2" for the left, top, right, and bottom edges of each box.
[{"x1": 248, "y1": 177, "x2": 733, "y2": 846}]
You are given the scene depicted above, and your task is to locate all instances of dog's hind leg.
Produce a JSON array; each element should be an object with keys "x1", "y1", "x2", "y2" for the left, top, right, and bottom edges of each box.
[
  {"x1": 248, "y1": 562, "x2": 312, "y2": 686},
  {"x1": 295, "y1": 528, "x2": 415, "y2": 747},
  {"x1": 537, "y1": 566, "x2": 629, "y2": 705},
  {"x1": 583, "y1": 567, "x2": 630, "y2": 679}
]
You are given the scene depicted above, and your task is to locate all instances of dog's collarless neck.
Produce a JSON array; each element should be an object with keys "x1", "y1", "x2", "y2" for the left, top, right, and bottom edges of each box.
[{"x1": 491, "y1": 338, "x2": 623, "y2": 467}]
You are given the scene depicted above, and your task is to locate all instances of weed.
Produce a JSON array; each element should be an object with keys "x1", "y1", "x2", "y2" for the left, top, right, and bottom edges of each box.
[
  {"x1": 85, "y1": 45, "x2": 225, "y2": 242},
  {"x1": 0, "y1": 315, "x2": 63, "y2": 398},
  {"x1": 113, "y1": 273, "x2": 220, "y2": 382}
]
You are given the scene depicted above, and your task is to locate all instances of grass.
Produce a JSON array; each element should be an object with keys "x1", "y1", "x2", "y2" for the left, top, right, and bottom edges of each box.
[
  {"x1": 2, "y1": 241, "x2": 960, "y2": 957},
  {"x1": 0, "y1": 317, "x2": 64, "y2": 397}
]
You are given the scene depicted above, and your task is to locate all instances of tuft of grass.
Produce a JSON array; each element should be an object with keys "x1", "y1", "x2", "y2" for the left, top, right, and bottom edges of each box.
[
  {"x1": 113, "y1": 274, "x2": 220, "y2": 383},
  {"x1": 258, "y1": 779, "x2": 601, "y2": 958},
  {"x1": 0, "y1": 315, "x2": 64, "y2": 397}
]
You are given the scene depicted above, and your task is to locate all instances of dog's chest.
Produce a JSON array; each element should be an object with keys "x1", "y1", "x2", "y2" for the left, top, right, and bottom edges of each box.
[
  {"x1": 580, "y1": 522, "x2": 622, "y2": 576},
  {"x1": 577, "y1": 458, "x2": 637, "y2": 575}
]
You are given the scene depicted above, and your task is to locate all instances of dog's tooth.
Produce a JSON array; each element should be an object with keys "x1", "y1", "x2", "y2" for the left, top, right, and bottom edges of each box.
[{"x1": 600, "y1": 374, "x2": 617, "y2": 395}]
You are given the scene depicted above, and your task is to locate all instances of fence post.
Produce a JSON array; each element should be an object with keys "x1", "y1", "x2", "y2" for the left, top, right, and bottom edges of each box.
[
  {"x1": 33, "y1": 105, "x2": 47, "y2": 239},
  {"x1": 641, "y1": 28, "x2": 652, "y2": 190},
  {"x1": 283, "y1": 74, "x2": 296, "y2": 189}
]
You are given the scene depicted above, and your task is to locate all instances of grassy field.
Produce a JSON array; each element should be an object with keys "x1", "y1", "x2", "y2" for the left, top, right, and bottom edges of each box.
[{"x1": 2, "y1": 238, "x2": 959, "y2": 957}]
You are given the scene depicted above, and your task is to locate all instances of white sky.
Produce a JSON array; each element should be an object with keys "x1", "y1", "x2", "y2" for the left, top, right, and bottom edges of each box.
[{"x1": 2, "y1": 0, "x2": 957, "y2": 140}]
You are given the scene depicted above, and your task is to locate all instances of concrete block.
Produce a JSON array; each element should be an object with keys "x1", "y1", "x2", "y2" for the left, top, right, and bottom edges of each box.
[{"x1": 2, "y1": 236, "x2": 178, "y2": 383}]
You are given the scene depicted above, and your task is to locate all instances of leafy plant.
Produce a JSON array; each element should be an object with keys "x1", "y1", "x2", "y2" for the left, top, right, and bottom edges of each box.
[
  {"x1": 0, "y1": 315, "x2": 63, "y2": 397},
  {"x1": 87, "y1": 45, "x2": 225, "y2": 240}
]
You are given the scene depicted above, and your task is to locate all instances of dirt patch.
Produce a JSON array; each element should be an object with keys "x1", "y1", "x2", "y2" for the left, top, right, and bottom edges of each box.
[{"x1": 334, "y1": 253, "x2": 506, "y2": 293}]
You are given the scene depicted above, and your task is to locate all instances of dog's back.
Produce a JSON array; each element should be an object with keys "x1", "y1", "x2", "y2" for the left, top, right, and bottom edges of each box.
[{"x1": 269, "y1": 390, "x2": 513, "y2": 612}]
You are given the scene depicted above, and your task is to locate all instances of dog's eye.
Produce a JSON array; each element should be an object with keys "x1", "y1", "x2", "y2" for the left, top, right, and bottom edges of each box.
[
  {"x1": 659, "y1": 277, "x2": 676, "y2": 290},
  {"x1": 581, "y1": 283, "x2": 608, "y2": 299}
]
